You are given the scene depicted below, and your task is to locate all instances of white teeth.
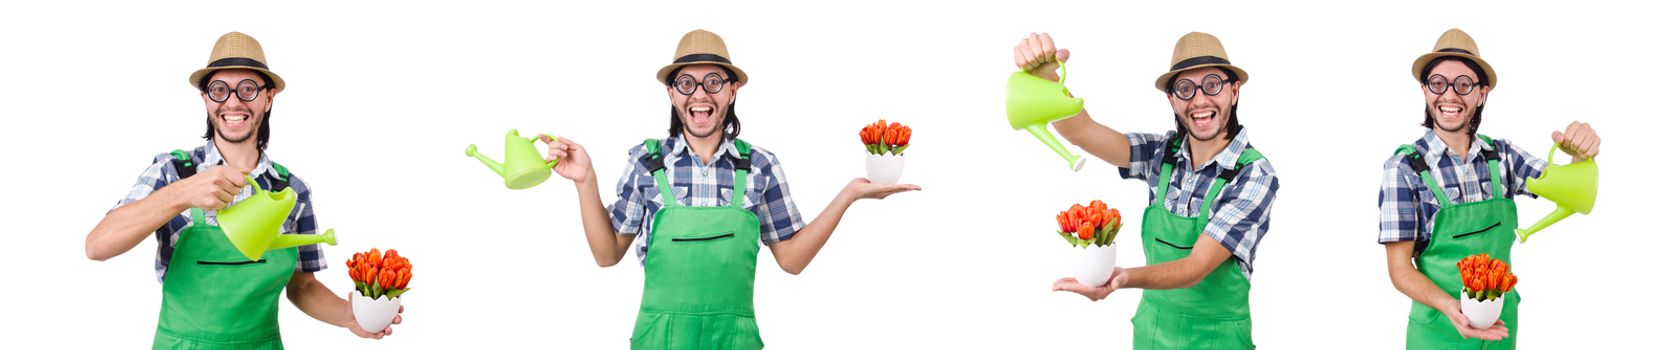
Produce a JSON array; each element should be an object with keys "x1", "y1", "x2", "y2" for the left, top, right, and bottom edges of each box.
[
  {"x1": 1192, "y1": 112, "x2": 1213, "y2": 119},
  {"x1": 1441, "y1": 106, "x2": 1462, "y2": 113},
  {"x1": 223, "y1": 115, "x2": 247, "y2": 122}
]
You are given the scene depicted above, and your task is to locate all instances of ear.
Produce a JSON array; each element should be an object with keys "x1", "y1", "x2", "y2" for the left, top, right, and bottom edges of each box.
[
  {"x1": 667, "y1": 85, "x2": 677, "y2": 101},
  {"x1": 1477, "y1": 87, "x2": 1490, "y2": 106},
  {"x1": 728, "y1": 82, "x2": 740, "y2": 104},
  {"x1": 1227, "y1": 81, "x2": 1242, "y2": 105},
  {"x1": 264, "y1": 89, "x2": 278, "y2": 112}
]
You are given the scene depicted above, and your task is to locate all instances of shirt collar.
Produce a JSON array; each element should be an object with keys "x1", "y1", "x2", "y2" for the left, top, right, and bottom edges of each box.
[
  {"x1": 1421, "y1": 130, "x2": 1490, "y2": 163},
  {"x1": 667, "y1": 133, "x2": 741, "y2": 165},
  {"x1": 202, "y1": 140, "x2": 276, "y2": 179},
  {"x1": 1172, "y1": 128, "x2": 1252, "y2": 172}
]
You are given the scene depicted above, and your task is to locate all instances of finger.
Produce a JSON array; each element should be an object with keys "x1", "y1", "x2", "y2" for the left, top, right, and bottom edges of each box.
[
  {"x1": 1026, "y1": 34, "x2": 1045, "y2": 66},
  {"x1": 1014, "y1": 41, "x2": 1030, "y2": 68},
  {"x1": 393, "y1": 314, "x2": 403, "y2": 325},
  {"x1": 215, "y1": 191, "x2": 234, "y2": 205},
  {"x1": 1056, "y1": 49, "x2": 1071, "y2": 63},
  {"x1": 1563, "y1": 121, "x2": 1583, "y2": 147},
  {"x1": 1039, "y1": 33, "x2": 1057, "y2": 62},
  {"x1": 1586, "y1": 135, "x2": 1601, "y2": 159},
  {"x1": 538, "y1": 134, "x2": 554, "y2": 143},
  {"x1": 1552, "y1": 131, "x2": 1565, "y2": 143}
]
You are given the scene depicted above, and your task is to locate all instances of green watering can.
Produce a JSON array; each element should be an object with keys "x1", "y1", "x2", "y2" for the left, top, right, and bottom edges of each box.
[
  {"x1": 466, "y1": 129, "x2": 561, "y2": 190},
  {"x1": 1517, "y1": 143, "x2": 1598, "y2": 242},
  {"x1": 1007, "y1": 61, "x2": 1087, "y2": 171},
  {"x1": 217, "y1": 176, "x2": 337, "y2": 261}
]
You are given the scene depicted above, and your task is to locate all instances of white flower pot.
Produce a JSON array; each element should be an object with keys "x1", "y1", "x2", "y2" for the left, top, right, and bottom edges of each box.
[
  {"x1": 865, "y1": 153, "x2": 905, "y2": 185},
  {"x1": 1072, "y1": 243, "x2": 1117, "y2": 287},
  {"x1": 352, "y1": 293, "x2": 403, "y2": 333},
  {"x1": 1459, "y1": 290, "x2": 1504, "y2": 329}
]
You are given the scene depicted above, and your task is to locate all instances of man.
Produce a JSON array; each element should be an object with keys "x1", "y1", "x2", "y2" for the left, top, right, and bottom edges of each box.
[
  {"x1": 1379, "y1": 28, "x2": 1599, "y2": 349},
  {"x1": 1021, "y1": 32, "x2": 1279, "y2": 349},
  {"x1": 539, "y1": 29, "x2": 920, "y2": 349},
  {"x1": 84, "y1": 32, "x2": 401, "y2": 348}
]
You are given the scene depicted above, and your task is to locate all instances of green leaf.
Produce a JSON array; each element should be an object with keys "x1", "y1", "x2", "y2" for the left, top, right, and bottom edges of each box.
[
  {"x1": 1060, "y1": 232, "x2": 1079, "y2": 246},
  {"x1": 387, "y1": 289, "x2": 409, "y2": 299},
  {"x1": 891, "y1": 144, "x2": 909, "y2": 155}
]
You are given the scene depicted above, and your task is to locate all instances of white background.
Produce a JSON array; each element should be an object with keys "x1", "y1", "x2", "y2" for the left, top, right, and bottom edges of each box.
[{"x1": 2, "y1": 0, "x2": 1671, "y2": 348}]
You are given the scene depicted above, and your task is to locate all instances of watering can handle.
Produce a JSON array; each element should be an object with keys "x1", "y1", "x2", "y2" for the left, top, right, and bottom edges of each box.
[
  {"x1": 1546, "y1": 143, "x2": 1563, "y2": 166},
  {"x1": 537, "y1": 133, "x2": 562, "y2": 168},
  {"x1": 1019, "y1": 59, "x2": 1069, "y2": 84}
]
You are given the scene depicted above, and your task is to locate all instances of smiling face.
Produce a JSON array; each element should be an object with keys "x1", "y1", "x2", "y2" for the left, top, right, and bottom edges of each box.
[
  {"x1": 1421, "y1": 59, "x2": 1488, "y2": 134},
  {"x1": 1168, "y1": 67, "x2": 1241, "y2": 142},
  {"x1": 200, "y1": 69, "x2": 274, "y2": 145},
  {"x1": 666, "y1": 64, "x2": 739, "y2": 140}
]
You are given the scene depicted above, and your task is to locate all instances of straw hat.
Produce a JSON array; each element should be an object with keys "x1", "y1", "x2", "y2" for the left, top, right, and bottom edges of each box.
[
  {"x1": 187, "y1": 32, "x2": 286, "y2": 92},
  {"x1": 1412, "y1": 28, "x2": 1497, "y2": 89},
  {"x1": 654, "y1": 29, "x2": 749, "y2": 85},
  {"x1": 1154, "y1": 32, "x2": 1248, "y2": 92}
]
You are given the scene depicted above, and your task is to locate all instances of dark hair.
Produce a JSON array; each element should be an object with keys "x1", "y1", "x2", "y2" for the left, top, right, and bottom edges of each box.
[
  {"x1": 198, "y1": 72, "x2": 275, "y2": 151},
  {"x1": 1419, "y1": 57, "x2": 1489, "y2": 135},
  {"x1": 1168, "y1": 67, "x2": 1243, "y2": 141},
  {"x1": 665, "y1": 67, "x2": 742, "y2": 140}
]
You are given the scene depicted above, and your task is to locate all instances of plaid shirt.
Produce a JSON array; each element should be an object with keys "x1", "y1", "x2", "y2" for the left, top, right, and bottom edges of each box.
[
  {"x1": 1120, "y1": 129, "x2": 1279, "y2": 277},
  {"x1": 112, "y1": 141, "x2": 328, "y2": 282},
  {"x1": 610, "y1": 134, "x2": 806, "y2": 265},
  {"x1": 1378, "y1": 131, "x2": 1547, "y2": 255}
]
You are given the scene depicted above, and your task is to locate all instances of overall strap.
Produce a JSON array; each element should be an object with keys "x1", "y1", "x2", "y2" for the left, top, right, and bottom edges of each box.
[
  {"x1": 1476, "y1": 134, "x2": 1505, "y2": 198},
  {"x1": 642, "y1": 139, "x2": 678, "y2": 206},
  {"x1": 1396, "y1": 144, "x2": 1453, "y2": 208},
  {"x1": 189, "y1": 208, "x2": 207, "y2": 226},
  {"x1": 268, "y1": 161, "x2": 292, "y2": 191},
  {"x1": 1198, "y1": 148, "x2": 1264, "y2": 219},
  {"x1": 1153, "y1": 140, "x2": 1181, "y2": 209},
  {"x1": 168, "y1": 149, "x2": 197, "y2": 179},
  {"x1": 730, "y1": 139, "x2": 753, "y2": 209}
]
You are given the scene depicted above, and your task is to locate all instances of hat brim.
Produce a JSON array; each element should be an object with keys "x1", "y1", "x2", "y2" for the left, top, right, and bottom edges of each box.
[
  {"x1": 1154, "y1": 64, "x2": 1248, "y2": 92},
  {"x1": 655, "y1": 61, "x2": 748, "y2": 85},
  {"x1": 1412, "y1": 52, "x2": 1497, "y2": 89},
  {"x1": 189, "y1": 66, "x2": 286, "y2": 93}
]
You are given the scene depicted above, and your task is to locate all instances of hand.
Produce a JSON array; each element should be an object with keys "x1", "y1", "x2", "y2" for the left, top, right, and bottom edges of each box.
[
  {"x1": 841, "y1": 178, "x2": 921, "y2": 201},
  {"x1": 1014, "y1": 32, "x2": 1072, "y2": 82},
  {"x1": 1052, "y1": 266, "x2": 1125, "y2": 301},
  {"x1": 163, "y1": 165, "x2": 249, "y2": 210},
  {"x1": 345, "y1": 292, "x2": 403, "y2": 339},
  {"x1": 1436, "y1": 298, "x2": 1508, "y2": 340},
  {"x1": 1551, "y1": 121, "x2": 1600, "y2": 160},
  {"x1": 539, "y1": 134, "x2": 594, "y2": 183}
]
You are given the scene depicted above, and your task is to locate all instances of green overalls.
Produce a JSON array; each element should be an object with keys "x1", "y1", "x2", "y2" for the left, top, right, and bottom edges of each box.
[
  {"x1": 1133, "y1": 140, "x2": 1264, "y2": 350},
  {"x1": 153, "y1": 150, "x2": 300, "y2": 349},
  {"x1": 1399, "y1": 135, "x2": 1520, "y2": 349},
  {"x1": 630, "y1": 139, "x2": 766, "y2": 350}
]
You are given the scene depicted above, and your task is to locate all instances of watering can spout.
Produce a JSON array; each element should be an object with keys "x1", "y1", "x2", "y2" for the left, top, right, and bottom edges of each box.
[
  {"x1": 1006, "y1": 63, "x2": 1087, "y2": 171},
  {"x1": 269, "y1": 229, "x2": 336, "y2": 250},
  {"x1": 1023, "y1": 123, "x2": 1086, "y2": 171},
  {"x1": 465, "y1": 144, "x2": 506, "y2": 177},
  {"x1": 1517, "y1": 143, "x2": 1598, "y2": 242}
]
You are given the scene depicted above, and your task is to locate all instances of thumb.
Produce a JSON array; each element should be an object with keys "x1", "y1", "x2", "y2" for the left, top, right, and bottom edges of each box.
[
  {"x1": 1552, "y1": 131, "x2": 1565, "y2": 143},
  {"x1": 538, "y1": 134, "x2": 554, "y2": 143},
  {"x1": 1056, "y1": 49, "x2": 1071, "y2": 63}
]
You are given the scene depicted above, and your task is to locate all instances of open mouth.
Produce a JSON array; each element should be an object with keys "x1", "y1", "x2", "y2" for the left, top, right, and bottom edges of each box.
[
  {"x1": 220, "y1": 113, "x2": 251, "y2": 130},
  {"x1": 1436, "y1": 105, "x2": 1464, "y2": 121},
  {"x1": 1189, "y1": 110, "x2": 1217, "y2": 129},
  {"x1": 688, "y1": 105, "x2": 714, "y2": 125}
]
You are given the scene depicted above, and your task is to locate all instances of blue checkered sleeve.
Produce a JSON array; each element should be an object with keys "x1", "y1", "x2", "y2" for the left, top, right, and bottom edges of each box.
[
  {"x1": 747, "y1": 148, "x2": 805, "y2": 244},
  {"x1": 1202, "y1": 161, "x2": 1279, "y2": 275},
  {"x1": 610, "y1": 144, "x2": 652, "y2": 235},
  {"x1": 1378, "y1": 153, "x2": 1426, "y2": 244},
  {"x1": 286, "y1": 175, "x2": 327, "y2": 273},
  {"x1": 1498, "y1": 140, "x2": 1549, "y2": 198},
  {"x1": 1117, "y1": 132, "x2": 1172, "y2": 182}
]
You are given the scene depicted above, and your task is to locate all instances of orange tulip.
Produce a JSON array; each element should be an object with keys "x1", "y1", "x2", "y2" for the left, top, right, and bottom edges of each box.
[{"x1": 1077, "y1": 222, "x2": 1094, "y2": 240}]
